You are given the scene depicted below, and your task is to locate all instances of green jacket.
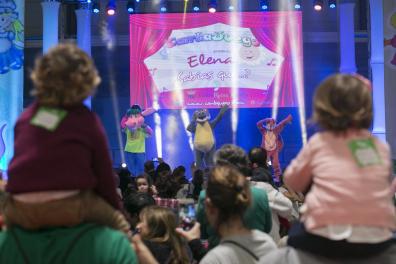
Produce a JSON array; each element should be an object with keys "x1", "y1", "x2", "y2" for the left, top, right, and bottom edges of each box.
[
  {"x1": 196, "y1": 186, "x2": 272, "y2": 248},
  {"x1": 0, "y1": 223, "x2": 137, "y2": 264}
]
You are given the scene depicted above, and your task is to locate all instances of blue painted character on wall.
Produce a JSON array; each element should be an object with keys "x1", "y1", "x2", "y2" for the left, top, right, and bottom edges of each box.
[{"x1": 0, "y1": 0, "x2": 23, "y2": 74}]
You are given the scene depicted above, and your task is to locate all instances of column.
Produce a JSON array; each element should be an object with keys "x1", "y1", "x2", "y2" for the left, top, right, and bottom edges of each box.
[
  {"x1": 41, "y1": 0, "x2": 60, "y2": 53},
  {"x1": 339, "y1": 0, "x2": 357, "y2": 73},
  {"x1": 369, "y1": 0, "x2": 386, "y2": 142},
  {"x1": 75, "y1": 3, "x2": 92, "y2": 108}
]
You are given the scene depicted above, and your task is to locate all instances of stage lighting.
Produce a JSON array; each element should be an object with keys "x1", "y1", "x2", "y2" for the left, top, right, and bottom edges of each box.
[
  {"x1": 259, "y1": 0, "x2": 269, "y2": 11},
  {"x1": 313, "y1": 0, "x2": 323, "y2": 11},
  {"x1": 106, "y1": 0, "x2": 116, "y2": 16},
  {"x1": 126, "y1": 0, "x2": 135, "y2": 14},
  {"x1": 208, "y1": 0, "x2": 217, "y2": 13},
  {"x1": 328, "y1": 0, "x2": 336, "y2": 9},
  {"x1": 192, "y1": 0, "x2": 200, "y2": 11},
  {"x1": 121, "y1": 163, "x2": 127, "y2": 168},
  {"x1": 294, "y1": 0, "x2": 302, "y2": 10},
  {"x1": 160, "y1": 0, "x2": 168, "y2": 12},
  {"x1": 92, "y1": 1, "x2": 100, "y2": 13}
]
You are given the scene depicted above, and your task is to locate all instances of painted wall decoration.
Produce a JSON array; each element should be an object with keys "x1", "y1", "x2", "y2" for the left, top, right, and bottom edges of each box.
[{"x1": 0, "y1": 0, "x2": 24, "y2": 171}]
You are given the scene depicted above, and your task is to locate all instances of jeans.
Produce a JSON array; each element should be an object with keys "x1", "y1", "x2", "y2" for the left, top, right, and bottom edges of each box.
[{"x1": 125, "y1": 152, "x2": 146, "y2": 176}]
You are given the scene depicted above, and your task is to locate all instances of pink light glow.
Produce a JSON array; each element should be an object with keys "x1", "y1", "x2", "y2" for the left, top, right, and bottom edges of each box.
[
  {"x1": 208, "y1": 7, "x2": 216, "y2": 13},
  {"x1": 107, "y1": 9, "x2": 115, "y2": 16}
]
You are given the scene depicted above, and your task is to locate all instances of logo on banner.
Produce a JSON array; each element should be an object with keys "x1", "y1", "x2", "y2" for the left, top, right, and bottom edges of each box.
[{"x1": 0, "y1": 0, "x2": 24, "y2": 74}]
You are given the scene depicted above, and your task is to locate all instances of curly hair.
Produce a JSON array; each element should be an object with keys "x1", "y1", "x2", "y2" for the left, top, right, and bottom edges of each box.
[
  {"x1": 313, "y1": 74, "x2": 372, "y2": 132},
  {"x1": 31, "y1": 43, "x2": 101, "y2": 106},
  {"x1": 214, "y1": 144, "x2": 251, "y2": 176}
]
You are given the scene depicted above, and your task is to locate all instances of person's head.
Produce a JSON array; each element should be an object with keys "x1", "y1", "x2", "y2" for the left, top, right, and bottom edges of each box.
[
  {"x1": 123, "y1": 192, "x2": 155, "y2": 228},
  {"x1": 156, "y1": 162, "x2": 172, "y2": 179},
  {"x1": 192, "y1": 169, "x2": 204, "y2": 186},
  {"x1": 172, "y1": 166, "x2": 186, "y2": 182},
  {"x1": 214, "y1": 144, "x2": 251, "y2": 176},
  {"x1": 144, "y1": 160, "x2": 155, "y2": 174},
  {"x1": 137, "y1": 206, "x2": 189, "y2": 263},
  {"x1": 136, "y1": 173, "x2": 151, "y2": 193},
  {"x1": 248, "y1": 147, "x2": 268, "y2": 169},
  {"x1": 265, "y1": 119, "x2": 276, "y2": 130},
  {"x1": 205, "y1": 166, "x2": 251, "y2": 231},
  {"x1": 31, "y1": 43, "x2": 100, "y2": 107},
  {"x1": 313, "y1": 74, "x2": 372, "y2": 133}
]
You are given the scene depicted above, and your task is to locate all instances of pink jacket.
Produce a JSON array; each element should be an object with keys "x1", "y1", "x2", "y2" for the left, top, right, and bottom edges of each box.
[{"x1": 284, "y1": 129, "x2": 396, "y2": 231}]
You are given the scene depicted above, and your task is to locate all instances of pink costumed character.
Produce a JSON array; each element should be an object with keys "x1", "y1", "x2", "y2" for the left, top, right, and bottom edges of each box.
[
  {"x1": 120, "y1": 105, "x2": 155, "y2": 176},
  {"x1": 257, "y1": 114, "x2": 292, "y2": 181}
]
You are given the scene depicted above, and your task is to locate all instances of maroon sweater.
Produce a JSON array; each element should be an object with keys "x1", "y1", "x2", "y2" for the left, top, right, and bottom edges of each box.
[{"x1": 7, "y1": 102, "x2": 121, "y2": 210}]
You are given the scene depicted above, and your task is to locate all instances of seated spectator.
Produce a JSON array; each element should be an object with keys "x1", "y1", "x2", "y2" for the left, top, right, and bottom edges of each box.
[
  {"x1": 124, "y1": 192, "x2": 155, "y2": 229},
  {"x1": 136, "y1": 206, "x2": 190, "y2": 264},
  {"x1": 0, "y1": 223, "x2": 137, "y2": 263},
  {"x1": 135, "y1": 173, "x2": 157, "y2": 196},
  {"x1": 248, "y1": 147, "x2": 274, "y2": 186},
  {"x1": 173, "y1": 166, "x2": 189, "y2": 185},
  {"x1": 190, "y1": 169, "x2": 204, "y2": 201},
  {"x1": 117, "y1": 167, "x2": 134, "y2": 197},
  {"x1": 196, "y1": 144, "x2": 272, "y2": 249},
  {"x1": 155, "y1": 163, "x2": 179, "y2": 199},
  {"x1": 249, "y1": 147, "x2": 298, "y2": 244},
  {"x1": 199, "y1": 166, "x2": 276, "y2": 263},
  {"x1": 144, "y1": 160, "x2": 155, "y2": 184}
]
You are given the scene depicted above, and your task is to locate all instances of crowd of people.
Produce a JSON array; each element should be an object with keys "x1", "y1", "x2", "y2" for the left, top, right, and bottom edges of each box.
[{"x1": 0, "y1": 44, "x2": 395, "y2": 263}]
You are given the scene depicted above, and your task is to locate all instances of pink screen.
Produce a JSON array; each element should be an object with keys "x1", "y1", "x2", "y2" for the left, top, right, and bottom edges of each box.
[{"x1": 130, "y1": 12, "x2": 303, "y2": 109}]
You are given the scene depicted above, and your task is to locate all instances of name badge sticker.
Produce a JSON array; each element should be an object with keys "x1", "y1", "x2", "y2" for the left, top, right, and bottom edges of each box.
[
  {"x1": 348, "y1": 138, "x2": 382, "y2": 167},
  {"x1": 30, "y1": 107, "x2": 67, "y2": 131}
]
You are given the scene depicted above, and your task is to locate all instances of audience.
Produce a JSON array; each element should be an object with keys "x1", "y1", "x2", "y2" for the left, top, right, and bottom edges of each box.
[
  {"x1": 3, "y1": 45, "x2": 395, "y2": 264},
  {"x1": 196, "y1": 144, "x2": 272, "y2": 249},
  {"x1": 283, "y1": 74, "x2": 396, "y2": 260}
]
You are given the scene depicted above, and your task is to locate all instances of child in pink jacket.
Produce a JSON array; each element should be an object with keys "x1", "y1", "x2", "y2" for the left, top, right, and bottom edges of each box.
[{"x1": 284, "y1": 74, "x2": 395, "y2": 259}]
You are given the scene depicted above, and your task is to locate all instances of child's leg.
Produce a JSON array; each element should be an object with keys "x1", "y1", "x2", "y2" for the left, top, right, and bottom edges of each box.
[{"x1": 3, "y1": 194, "x2": 83, "y2": 229}]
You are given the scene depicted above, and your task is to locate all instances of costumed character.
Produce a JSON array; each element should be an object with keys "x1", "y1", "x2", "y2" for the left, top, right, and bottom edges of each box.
[
  {"x1": 0, "y1": 0, "x2": 24, "y2": 74},
  {"x1": 257, "y1": 114, "x2": 292, "y2": 181},
  {"x1": 384, "y1": 12, "x2": 396, "y2": 66},
  {"x1": 187, "y1": 105, "x2": 229, "y2": 169},
  {"x1": 121, "y1": 105, "x2": 154, "y2": 176}
]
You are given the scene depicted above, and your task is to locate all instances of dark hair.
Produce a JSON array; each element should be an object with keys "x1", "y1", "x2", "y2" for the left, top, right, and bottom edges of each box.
[
  {"x1": 207, "y1": 166, "x2": 251, "y2": 229},
  {"x1": 313, "y1": 74, "x2": 372, "y2": 132},
  {"x1": 117, "y1": 168, "x2": 132, "y2": 195},
  {"x1": 248, "y1": 147, "x2": 268, "y2": 168},
  {"x1": 136, "y1": 173, "x2": 153, "y2": 187},
  {"x1": 214, "y1": 144, "x2": 251, "y2": 176},
  {"x1": 124, "y1": 192, "x2": 155, "y2": 217},
  {"x1": 144, "y1": 160, "x2": 155, "y2": 172},
  {"x1": 192, "y1": 169, "x2": 204, "y2": 200},
  {"x1": 126, "y1": 105, "x2": 142, "y2": 116},
  {"x1": 156, "y1": 162, "x2": 171, "y2": 175}
]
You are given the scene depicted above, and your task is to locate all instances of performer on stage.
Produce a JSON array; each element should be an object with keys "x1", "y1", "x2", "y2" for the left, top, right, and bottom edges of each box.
[
  {"x1": 257, "y1": 114, "x2": 292, "y2": 181},
  {"x1": 121, "y1": 105, "x2": 154, "y2": 176},
  {"x1": 187, "y1": 105, "x2": 229, "y2": 169}
]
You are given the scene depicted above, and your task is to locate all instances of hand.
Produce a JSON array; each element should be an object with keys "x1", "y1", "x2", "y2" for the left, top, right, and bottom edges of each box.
[
  {"x1": 220, "y1": 104, "x2": 229, "y2": 113},
  {"x1": 132, "y1": 234, "x2": 159, "y2": 264},
  {"x1": 175, "y1": 222, "x2": 201, "y2": 242},
  {"x1": 287, "y1": 114, "x2": 293, "y2": 123}
]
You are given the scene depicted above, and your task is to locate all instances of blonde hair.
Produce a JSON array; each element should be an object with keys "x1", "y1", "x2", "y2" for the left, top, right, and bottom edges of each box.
[
  {"x1": 206, "y1": 166, "x2": 251, "y2": 228},
  {"x1": 31, "y1": 43, "x2": 101, "y2": 106},
  {"x1": 139, "y1": 206, "x2": 189, "y2": 264},
  {"x1": 313, "y1": 74, "x2": 372, "y2": 132}
]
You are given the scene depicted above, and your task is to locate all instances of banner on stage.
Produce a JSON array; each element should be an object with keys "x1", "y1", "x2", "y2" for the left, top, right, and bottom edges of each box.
[{"x1": 130, "y1": 12, "x2": 303, "y2": 109}]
